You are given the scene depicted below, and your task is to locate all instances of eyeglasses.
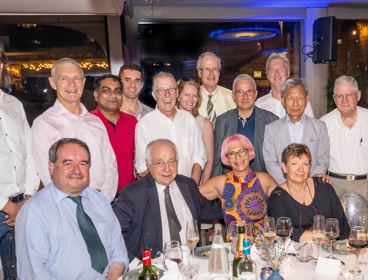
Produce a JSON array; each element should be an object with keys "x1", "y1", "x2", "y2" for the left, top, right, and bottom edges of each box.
[
  {"x1": 149, "y1": 160, "x2": 178, "y2": 168},
  {"x1": 333, "y1": 91, "x2": 359, "y2": 100},
  {"x1": 199, "y1": 67, "x2": 220, "y2": 74},
  {"x1": 235, "y1": 89, "x2": 256, "y2": 96},
  {"x1": 154, "y1": 87, "x2": 177, "y2": 96},
  {"x1": 226, "y1": 148, "x2": 248, "y2": 159}
]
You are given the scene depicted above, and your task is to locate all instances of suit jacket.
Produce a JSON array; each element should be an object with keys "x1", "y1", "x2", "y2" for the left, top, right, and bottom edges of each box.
[
  {"x1": 212, "y1": 106, "x2": 279, "y2": 177},
  {"x1": 263, "y1": 115, "x2": 330, "y2": 184},
  {"x1": 112, "y1": 173, "x2": 223, "y2": 261}
]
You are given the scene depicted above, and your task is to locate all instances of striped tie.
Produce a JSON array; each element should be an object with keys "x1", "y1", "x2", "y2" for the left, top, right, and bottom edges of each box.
[
  {"x1": 164, "y1": 186, "x2": 182, "y2": 244},
  {"x1": 207, "y1": 94, "x2": 217, "y2": 129}
]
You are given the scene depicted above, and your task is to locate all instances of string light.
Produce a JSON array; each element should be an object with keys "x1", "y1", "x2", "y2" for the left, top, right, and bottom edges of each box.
[{"x1": 20, "y1": 61, "x2": 109, "y2": 72}]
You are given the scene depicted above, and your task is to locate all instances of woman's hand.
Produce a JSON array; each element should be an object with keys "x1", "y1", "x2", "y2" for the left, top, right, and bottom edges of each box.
[{"x1": 299, "y1": 230, "x2": 314, "y2": 241}]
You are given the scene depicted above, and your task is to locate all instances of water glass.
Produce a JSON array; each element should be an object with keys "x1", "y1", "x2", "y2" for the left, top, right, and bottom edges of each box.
[
  {"x1": 180, "y1": 261, "x2": 198, "y2": 280},
  {"x1": 211, "y1": 277, "x2": 230, "y2": 280},
  {"x1": 164, "y1": 240, "x2": 183, "y2": 265},
  {"x1": 296, "y1": 243, "x2": 313, "y2": 263}
]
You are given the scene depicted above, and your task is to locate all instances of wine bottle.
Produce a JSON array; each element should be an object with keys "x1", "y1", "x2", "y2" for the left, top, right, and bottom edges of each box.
[
  {"x1": 138, "y1": 247, "x2": 158, "y2": 280},
  {"x1": 237, "y1": 239, "x2": 257, "y2": 280},
  {"x1": 232, "y1": 225, "x2": 246, "y2": 280}
]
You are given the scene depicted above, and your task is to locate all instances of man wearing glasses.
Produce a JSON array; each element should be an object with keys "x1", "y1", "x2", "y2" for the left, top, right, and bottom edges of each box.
[
  {"x1": 320, "y1": 76, "x2": 368, "y2": 199},
  {"x1": 134, "y1": 72, "x2": 206, "y2": 185},
  {"x1": 213, "y1": 74, "x2": 278, "y2": 177},
  {"x1": 196, "y1": 52, "x2": 236, "y2": 128}
]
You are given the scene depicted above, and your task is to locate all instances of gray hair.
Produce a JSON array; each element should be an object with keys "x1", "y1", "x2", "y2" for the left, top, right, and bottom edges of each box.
[
  {"x1": 266, "y1": 53, "x2": 290, "y2": 74},
  {"x1": 152, "y1": 72, "x2": 176, "y2": 92},
  {"x1": 49, "y1": 138, "x2": 91, "y2": 164},
  {"x1": 232, "y1": 74, "x2": 257, "y2": 92},
  {"x1": 281, "y1": 78, "x2": 308, "y2": 98},
  {"x1": 51, "y1": 57, "x2": 84, "y2": 79},
  {"x1": 196, "y1": 52, "x2": 221, "y2": 71},
  {"x1": 145, "y1": 139, "x2": 179, "y2": 162},
  {"x1": 334, "y1": 75, "x2": 359, "y2": 94}
]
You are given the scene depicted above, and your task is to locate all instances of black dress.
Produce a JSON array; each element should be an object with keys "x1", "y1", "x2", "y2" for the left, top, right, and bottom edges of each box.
[{"x1": 268, "y1": 177, "x2": 350, "y2": 242}]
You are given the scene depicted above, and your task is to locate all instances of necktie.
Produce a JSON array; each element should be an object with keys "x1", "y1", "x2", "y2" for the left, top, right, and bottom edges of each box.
[
  {"x1": 207, "y1": 93, "x2": 217, "y2": 129},
  {"x1": 164, "y1": 186, "x2": 182, "y2": 244},
  {"x1": 68, "y1": 196, "x2": 108, "y2": 274}
]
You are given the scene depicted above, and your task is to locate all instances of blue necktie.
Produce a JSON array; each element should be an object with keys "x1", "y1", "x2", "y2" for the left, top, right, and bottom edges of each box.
[{"x1": 68, "y1": 196, "x2": 108, "y2": 274}]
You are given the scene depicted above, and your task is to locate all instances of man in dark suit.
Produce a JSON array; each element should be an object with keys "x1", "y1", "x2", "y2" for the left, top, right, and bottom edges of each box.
[
  {"x1": 212, "y1": 74, "x2": 279, "y2": 177},
  {"x1": 113, "y1": 139, "x2": 223, "y2": 261}
]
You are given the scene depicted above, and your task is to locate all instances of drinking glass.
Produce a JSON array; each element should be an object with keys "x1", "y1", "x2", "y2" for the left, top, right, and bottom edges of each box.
[
  {"x1": 264, "y1": 217, "x2": 276, "y2": 245},
  {"x1": 245, "y1": 222, "x2": 254, "y2": 245},
  {"x1": 186, "y1": 219, "x2": 199, "y2": 267},
  {"x1": 348, "y1": 226, "x2": 368, "y2": 274},
  {"x1": 276, "y1": 217, "x2": 292, "y2": 241},
  {"x1": 358, "y1": 215, "x2": 368, "y2": 265},
  {"x1": 312, "y1": 215, "x2": 325, "y2": 265},
  {"x1": 349, "y1": 274, "x2": 365, "y2": 279},
  {"x1": 164, "y1": 240, "x2": 183, "y2": 265},
  {"x1": 296, "y1": 242, "x2": 313, "y2": 263},
  {"x1": 179, "y1": 261, "x2": 198, "y2": 280},
  {"x1": 228, "y1": 221, "x2": 245, "y2": 254},
  {"x1": 325, "y1": 218, "x2": 340, "y2": 259}
]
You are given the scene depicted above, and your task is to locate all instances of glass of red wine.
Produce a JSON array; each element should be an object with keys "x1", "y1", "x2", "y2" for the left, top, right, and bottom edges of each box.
[
  {"x1": 348, "y1": 226, "x2": 368, "y2": 275},
  {"x1": 324, "y1": 218, "x2": 340, "y2": 259},
  {"x1": 276, "y1": 217, "x2": 292, "y2": 240},
  {"x1": 164, "y1": 240, "x2": 183, "y2": 265}
]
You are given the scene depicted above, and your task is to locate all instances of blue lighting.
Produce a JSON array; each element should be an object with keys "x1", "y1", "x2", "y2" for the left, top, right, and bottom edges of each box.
[
  {"x1": 210, "y1": 27, "x2": 280, "y2": 42},
  {"x1": 261, "y1": 48, "x2": 288, "y2": 55}
]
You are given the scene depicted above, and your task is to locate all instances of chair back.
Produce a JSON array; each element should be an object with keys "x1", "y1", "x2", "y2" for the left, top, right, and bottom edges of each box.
[{"x1": 339, "y1": 192, "x2": 368, "y2": 227}]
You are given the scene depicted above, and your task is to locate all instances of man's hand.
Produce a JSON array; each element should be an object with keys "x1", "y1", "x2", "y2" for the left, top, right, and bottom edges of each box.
[
  {"x1": 137, "y1": 169, "x2": 149, "y2": 180},
  {"x1": 313, "y1": 174, "x2": 331, "y2": 184},
  {"x1": 2, "y1": 195, "x2": 31, "y2": 227}
]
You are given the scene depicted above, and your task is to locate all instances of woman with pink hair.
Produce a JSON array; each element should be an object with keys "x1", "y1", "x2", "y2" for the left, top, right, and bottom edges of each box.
[{"x1": 199, "y1": 134, "x2": 277, "y2": 233}]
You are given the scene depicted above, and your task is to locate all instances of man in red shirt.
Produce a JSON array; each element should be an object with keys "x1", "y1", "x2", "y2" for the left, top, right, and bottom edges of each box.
[{"x1": 91, "y1": 75, "x2": 137, "y2": 200}]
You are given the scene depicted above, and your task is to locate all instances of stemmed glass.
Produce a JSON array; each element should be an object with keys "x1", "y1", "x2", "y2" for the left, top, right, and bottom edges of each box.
[
  {"x1": 228, "y1": 221, "x2": 245, "y2": 254},
  {"x1": 245, "y1": 222, "x2": 254, "y2": 245},
  {"x1": 358, "y1": 215, "x2": 368, "y2": 265},
  {"x1": 276, "y1": 217, "x2": 292, "y2": 240},
  {"x1": 348, "y1": 226, "x2": 368, "y2": 275},
  {"x1": 164, "y1": 240, "x2": 183, "y2": 265},
  {"x1": 324, "y1": 218, "x2": 339, "y2": 259},
  {"x1": 186, "y1": 219, "x2": 199, "y2": 267},
  {"x1": 264, "y1": 217, "x2": 276, "y2": 245},
  {"x1": 312, "y1": 215, "x2": 325, "y2": 266}
]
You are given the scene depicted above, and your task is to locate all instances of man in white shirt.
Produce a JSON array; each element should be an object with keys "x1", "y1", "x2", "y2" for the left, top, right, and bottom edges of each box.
[
  {"x1": 119, "y1": 63, "x2": 153, "y2": 121},
  {"x1": 0, "y1": 41, "x2": 39, "y2": 279},
  {"x1": 255, "y1": 53, "x2": 314, "y2": 119},
  {"x1": 134, "y1": 72, "x2": 206, "y2": 185},
  {"x1": 320, "y1": 76, "x2": 368, "y2": 199},
  {"x1": 31, "y1": 58, "x2": 118, "y2": 202},
  {"x1": 197, "y1": 52, "x2": 236, "y2": 127}
]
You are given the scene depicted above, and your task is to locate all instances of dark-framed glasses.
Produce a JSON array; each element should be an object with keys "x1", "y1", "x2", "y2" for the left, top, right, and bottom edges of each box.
[
  {"x1": 226, "y1": 148, "x2": 248, "y2": 159},
  {"x1": 235, "y1": 89, "x2": 256, "y2": 96},
  {"x1": 155, "y1": 87, "x2": 177, "y2": 96},
  {"x1": 150, "y1": 160, "x2": 178, "y2": 168},
  {"x1": 199, "y1": 67, "x2": 220, "y2": 74},
  {"x1": 333, "y1": 90, "x2": 359, "y2": 100}
]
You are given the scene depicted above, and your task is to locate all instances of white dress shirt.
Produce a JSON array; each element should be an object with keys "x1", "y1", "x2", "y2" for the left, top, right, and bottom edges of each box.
[
  {"x1": 255, "y1": 91, "x2": 315, "y2": 119},
  {"x1": 31, "y1": 99, "x2": 118, "y2": 202},
  {"x1": 286, "y1": 113, "x2": 305, "y2": 143},
  {"x1": 320, "y1": 106, "x2": 368, "y2": 174},
  {"x1": 0, "y1": 90, "x2": 39, "y2": 209},
  {"x1": 156, "y1": 181, "x2": 193, "y2": 247},
  {"x1": 135, "y1": 108, "x2": 207, "y2": 176}
]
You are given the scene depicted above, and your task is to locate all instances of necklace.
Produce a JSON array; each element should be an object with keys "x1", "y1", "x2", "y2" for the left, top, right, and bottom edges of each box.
[{"x1": 286, "y1": 181, "x2": 313, "y2": 205}]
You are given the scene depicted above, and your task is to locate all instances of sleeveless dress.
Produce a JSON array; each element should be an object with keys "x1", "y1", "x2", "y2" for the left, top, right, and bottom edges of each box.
[{"x1": 221, "y1": 170, "x2": 268, "y2": 233}]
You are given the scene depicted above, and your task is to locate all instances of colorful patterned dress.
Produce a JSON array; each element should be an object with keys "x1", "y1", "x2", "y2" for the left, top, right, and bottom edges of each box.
[{"x1": 221, "y1": 170, "x2": 268, "y2": 234}]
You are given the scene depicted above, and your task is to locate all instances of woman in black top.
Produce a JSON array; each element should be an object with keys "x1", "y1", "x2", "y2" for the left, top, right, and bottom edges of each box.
[{"x1": 268, "y1": 143, "x2": 349, "y2": 242}]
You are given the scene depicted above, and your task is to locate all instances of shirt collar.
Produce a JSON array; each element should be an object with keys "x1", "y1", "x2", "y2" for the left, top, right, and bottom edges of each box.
[
  {"x1": 155, "y1": 181, "x2": 175, "y2": 193},
  {"x1": 237, "y1": 107, "x2": 255, "y2": 122},
  {"x1": 201, "y1": 85, "x2": 218, "y2": 99},
  {"x1": 286, "y1": 113, "x2": 305, "y2": 126},
  {"x1": 136, "y1": 100, "x2": 143, "y2": 115},
  {"x1": 51, "y1": 181, "x2": 90, "y2": 203},
  {"x1": 155, "y1": 106, "x2": 178, "y2": 122},
  {"x1": 95, "y1": 106, "x2": 122, "y2": 124},
  {"x1": 54, "y1": 99, "x2": 89, "y2": 117}
]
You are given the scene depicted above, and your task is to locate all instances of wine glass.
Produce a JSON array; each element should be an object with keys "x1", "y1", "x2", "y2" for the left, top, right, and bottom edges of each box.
[
  {"x1": 324, "y1": 218, "x2": 340, "y2": 259},
  {"x1": 264, "y1": 217, "x2": 276, "y2": 245},
  {"x1": 164, "y1": 240, "x2": 183, "y2": 265},
  {"x1": 358, "y1": 215, "x2": 368, "y2": 265},
  {"x1": 186, "y1": 219, "x2": 199, "y2": 267},
  {"x1": 228, "y1": 221, "x2": 245, "y2": 254},
  {"x1": 312, "y1": 215, "x2": 325, "y2": 266},
  {"x1": 276, "y1": 217, "x2": 292, "y2": 240},
  {"x1": 245, "y1": 222, "x2": 254, "y2": 245},
  {"x1": 349, "y1": 226, "x2": 368, "y2": 274}
]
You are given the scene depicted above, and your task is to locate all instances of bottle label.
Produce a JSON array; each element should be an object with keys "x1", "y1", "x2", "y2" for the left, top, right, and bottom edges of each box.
[
  {"x1": 243, "y1": 239, "x2": 251, "y2": 255},
  {"x1": 239, "y1": 272, "x2": 256, "y2": 280},
  {"x1": 142, "y1": 250, "x2": 152, "y2": 266},
  {"x1": 234, "y1": 248, "x2": 243, "y2": 260}
]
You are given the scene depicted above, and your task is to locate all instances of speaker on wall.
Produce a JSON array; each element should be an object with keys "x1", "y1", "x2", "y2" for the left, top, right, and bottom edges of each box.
[{"x1": 312, "y1": 16, "x2": 338, "y2": 64}]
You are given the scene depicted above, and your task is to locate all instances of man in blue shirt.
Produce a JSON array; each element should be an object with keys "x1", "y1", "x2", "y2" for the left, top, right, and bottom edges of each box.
[{"x1": 15, "y1": 138, "x2": 129, "y2": 280}]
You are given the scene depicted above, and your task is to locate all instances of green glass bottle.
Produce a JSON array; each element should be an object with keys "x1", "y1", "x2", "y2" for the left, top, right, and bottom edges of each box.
[
  {"x1": 237, "y1": 239, "x2": 257, "y2": 280},
  {"x1": 138, "y1": 248, "x2": 158, "y2": 280},
  {"x1": 232, "y1": 225, "x2": 246, "y2": 280}
]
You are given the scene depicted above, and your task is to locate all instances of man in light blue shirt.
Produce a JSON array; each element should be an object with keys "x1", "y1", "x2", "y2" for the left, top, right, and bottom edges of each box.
[
  {"x1": 15, "y1": 138, "x2": 128, "y2": 280},
  {"x1": 286, "y1": 113, "x2": 305, "y2": 144}
]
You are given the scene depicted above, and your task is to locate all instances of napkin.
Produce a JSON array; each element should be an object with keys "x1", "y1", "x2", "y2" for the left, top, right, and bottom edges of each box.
[{"x1": 160, "y1": 260, "x2": 184, "y2": 280}]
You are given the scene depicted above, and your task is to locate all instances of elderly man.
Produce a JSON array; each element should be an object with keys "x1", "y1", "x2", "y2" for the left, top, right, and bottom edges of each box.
[
  {"x1": 16, "y1": 138, "x2": 129, "y2": 279},
  {"x1": 119, "y1": 63, "x2": 153, "y2": 120},
  {"x1": 213, "y1": 74, "x2": 278, "y2": 177},
  {"x1": 113, "y1": 139, "x2": 222, "y2": 261},
  {"x1": 320, "y1": 76, "x2": 368, "y2": 199},
  {"x1": 31, "y1": 58, "x2": 118, "y2": 202},
  {"x1": 0, "y1": 41, "x2": 39, "y2": 280},
  {"x1": 91, "y1": 75, "x2": 137, "y2": 197},
  {"x1": 134, "y1": 72, "x2": 206, "y2": 184},
  {"x1": 263, "y1": 78, "x2": 330, "y2": 184},
  {"x1": 255, "y1": 53, "x2": 314, "y2": 119},
  {"x1": 197, "y1": 52, "x2": 236, "y2": 127}
]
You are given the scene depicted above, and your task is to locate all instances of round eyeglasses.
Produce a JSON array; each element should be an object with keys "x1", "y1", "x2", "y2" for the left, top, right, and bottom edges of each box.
[{"x1": 226, "y1": 148, "x2": 248, "y2": 159}]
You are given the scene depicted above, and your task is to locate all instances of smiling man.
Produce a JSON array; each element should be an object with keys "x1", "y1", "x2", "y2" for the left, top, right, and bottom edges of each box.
[
  {"x1": 263, "y1": 78, "x2": 330, "y2": 184},
  {"x1": 31, "y1": 58, "x2": 118, "y2": 202},
  {"x1": 91, "y1": 75, "x2": 137, "y2": 198},
  {"x1": 213, "y1": 74, "x2": 278, "y2": 177},
  {"x1": 134, "y1": 72, "x2": 206, "y2": 185}
]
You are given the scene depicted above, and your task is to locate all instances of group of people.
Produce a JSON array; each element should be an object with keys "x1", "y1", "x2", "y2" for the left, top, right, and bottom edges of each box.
[{"x1": 0, "y1": 37, "x2": 366, "y2": 279}]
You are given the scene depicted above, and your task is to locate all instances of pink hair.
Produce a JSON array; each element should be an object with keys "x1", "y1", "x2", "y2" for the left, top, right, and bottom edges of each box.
[{"x1": 221, "y1": 134, "x2": 255, "y2": 165}]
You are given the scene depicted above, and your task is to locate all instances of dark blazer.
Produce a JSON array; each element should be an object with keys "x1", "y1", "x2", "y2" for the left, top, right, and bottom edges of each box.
[
  {"x1": 212, "y1": 106, "x2": 279, "y2": 177},
  {"x1": 112, "y1": 173, "x2": 223, "y2": 261}
]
